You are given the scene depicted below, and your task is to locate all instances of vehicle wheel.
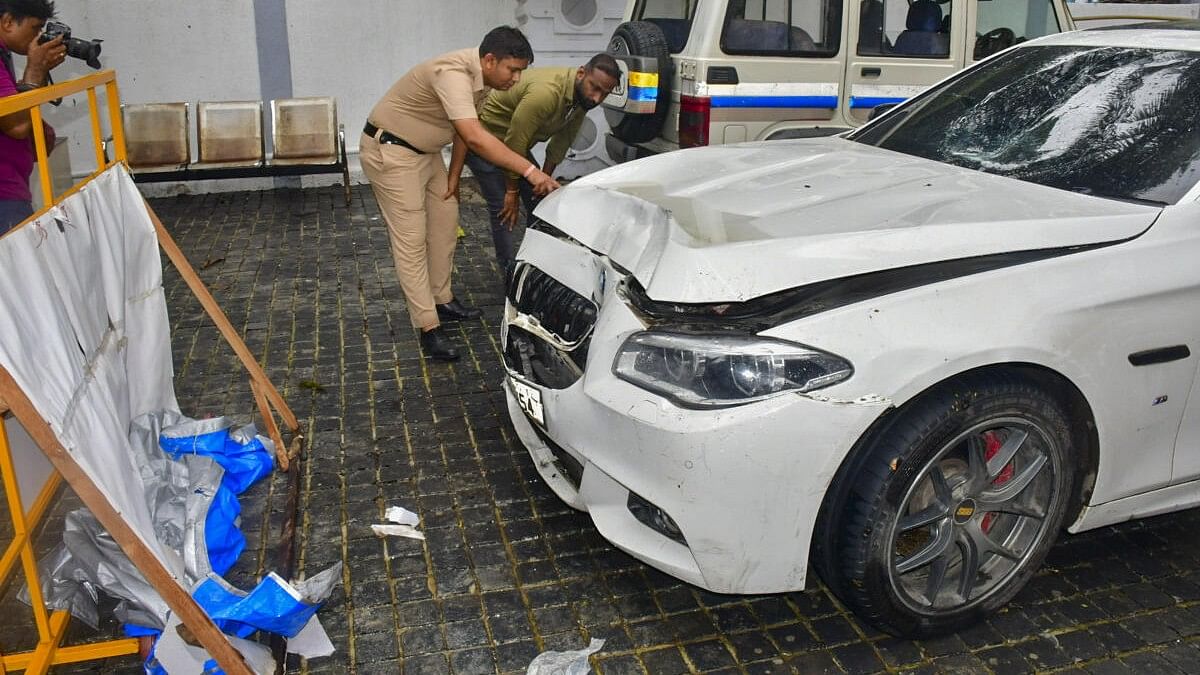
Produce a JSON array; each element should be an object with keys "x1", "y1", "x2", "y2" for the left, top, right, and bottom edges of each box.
[
  {"x1": 816, "y1": 374, "x2": 1076, "y2": 637},
  {"x1": 606, "y1": 21, "x2": 672, "y2": 144}
]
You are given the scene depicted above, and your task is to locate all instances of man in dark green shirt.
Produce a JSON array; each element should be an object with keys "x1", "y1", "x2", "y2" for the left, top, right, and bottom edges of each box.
[{"x1": 447, "y1": 53, "x2": 619, "y2": 278}]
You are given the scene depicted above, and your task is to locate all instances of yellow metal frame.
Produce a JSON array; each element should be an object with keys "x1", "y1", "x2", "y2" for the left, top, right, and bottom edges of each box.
[
  {"x1": 0, "y1": 70, "x2": 127, "y2": 211},
  {"x1": 0, "y1": 70, "x2": 300, "y2": 674},
  {"x1": 0, "y1": 70, "x2": 138, "y2": 673}
]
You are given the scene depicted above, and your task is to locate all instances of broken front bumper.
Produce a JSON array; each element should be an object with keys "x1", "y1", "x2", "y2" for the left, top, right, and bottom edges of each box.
[{"x1": 501, "y1": 230, "x2": 881, "y2": 594}]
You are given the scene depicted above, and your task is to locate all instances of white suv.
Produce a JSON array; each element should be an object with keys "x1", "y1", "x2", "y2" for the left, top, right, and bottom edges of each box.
[{"x1": 602, "y1": 0, "x2": 1075, "y2": 159}]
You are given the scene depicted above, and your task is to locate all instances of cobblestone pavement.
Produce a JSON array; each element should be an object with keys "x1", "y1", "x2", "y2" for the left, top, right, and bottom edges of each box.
[{"x1": 7, "y1": 182, "x2": 1200, "y2": 674}]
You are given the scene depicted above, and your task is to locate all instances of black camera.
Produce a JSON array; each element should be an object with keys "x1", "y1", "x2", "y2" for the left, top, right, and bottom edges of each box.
[{"x1": 38, "y1": 21, "x2": 103, "y2": 70}]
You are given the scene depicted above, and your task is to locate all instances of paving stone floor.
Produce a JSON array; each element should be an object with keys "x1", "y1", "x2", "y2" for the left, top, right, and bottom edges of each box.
[{"x1": 5, "y1": 181, "x2": 1200, "y2": 674}]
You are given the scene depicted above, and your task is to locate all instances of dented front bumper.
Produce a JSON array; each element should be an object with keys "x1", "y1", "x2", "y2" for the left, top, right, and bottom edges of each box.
[{"x1": 501, "y1": 229, "x2": 883, "y2": 594}]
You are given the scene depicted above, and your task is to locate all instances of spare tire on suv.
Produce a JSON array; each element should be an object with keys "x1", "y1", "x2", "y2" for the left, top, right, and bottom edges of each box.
[{"x1": 605, "y1": 21, "x2": 673, "y2": 145}]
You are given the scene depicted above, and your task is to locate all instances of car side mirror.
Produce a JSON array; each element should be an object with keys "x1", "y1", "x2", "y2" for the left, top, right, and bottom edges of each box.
[{"x1": 868, "y1": 103, "x2": 900, "y2": 121}]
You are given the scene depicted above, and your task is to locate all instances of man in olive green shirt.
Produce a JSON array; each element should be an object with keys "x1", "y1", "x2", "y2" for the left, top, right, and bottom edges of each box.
[{"x1": 447, "y1": 53, "x2": 619, "y2": 277}]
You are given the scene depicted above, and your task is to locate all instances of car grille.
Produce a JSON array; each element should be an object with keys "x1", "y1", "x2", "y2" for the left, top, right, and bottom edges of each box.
[
  {"x1": 504, "y1": 263, "x2": 596, "y2": 389},
  {"x1": 507, "y1": 263, "x2": 597, "y2": 344}
]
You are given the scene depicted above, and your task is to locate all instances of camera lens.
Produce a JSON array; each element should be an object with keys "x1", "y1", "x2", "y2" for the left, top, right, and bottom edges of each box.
[{"x1": 66, "y1": 38, "x2": 103, "y2": 70}]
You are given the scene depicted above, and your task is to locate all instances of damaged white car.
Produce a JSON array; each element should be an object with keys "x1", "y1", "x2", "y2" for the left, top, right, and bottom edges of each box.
[{"x1": 501, "y1": 25, "x2": 1200, "y2": 637}]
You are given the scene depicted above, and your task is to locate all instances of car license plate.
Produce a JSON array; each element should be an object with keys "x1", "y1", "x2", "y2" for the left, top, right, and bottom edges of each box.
[{"x1": 511, "y1": 378, "x2": 545, "y2": 427}]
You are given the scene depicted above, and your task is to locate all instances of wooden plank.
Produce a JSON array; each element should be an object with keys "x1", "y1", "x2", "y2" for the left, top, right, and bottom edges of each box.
[
  {"x1": 250, "y1": 379, "x2": 288, "y2": 472},
  {"x1": 0, "y1": 368, "x2": 253, "y2": 675},
  {"x1": 146, "y1": 205, "x2": 299, "y2": 433}
]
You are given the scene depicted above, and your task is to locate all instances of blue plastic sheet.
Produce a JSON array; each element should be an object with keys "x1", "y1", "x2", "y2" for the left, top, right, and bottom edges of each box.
[
  {"x1": 123, "y1": 623, "x2": 159, "y2": 638},
  {"x1": 205, "y1": 484, "x2": 244, "y2": 577},
  {"x1": 128, "y1": 423, "x2": 265, "y2": 646},
  {"x1": 159, "y1": 424, "x2": 273, "y2": 495},
  {"x1": 193, "y1": 573, "x2": 321, "y2": 639}
]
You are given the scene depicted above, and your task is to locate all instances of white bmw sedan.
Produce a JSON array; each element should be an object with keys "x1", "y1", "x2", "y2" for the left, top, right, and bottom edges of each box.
[{"x1": 500, "y1": 24, "x2": 1200, "y2": 637}]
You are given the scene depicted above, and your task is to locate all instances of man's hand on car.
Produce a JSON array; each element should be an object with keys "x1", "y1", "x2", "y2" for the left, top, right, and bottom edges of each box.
[{"x1": 527, "y1": 168, "x2": 559, "y2": 197}]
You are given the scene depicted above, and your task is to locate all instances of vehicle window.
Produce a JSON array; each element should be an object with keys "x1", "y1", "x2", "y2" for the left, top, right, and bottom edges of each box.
[
  {"x1": 850, "y1": 46, "x2": 1200, "y2": 205},
  {"x1": 973, "y1": 0, "x2": 1059, "y2": 60},
  {"x1": 722, "y1": 0, "x2": 843, "y2": 57},
  {"x1": 858, "y1": 0, "x2": 952, "y2": 58},
  {"x1": 634, "y1": 0, "x2": 698, "y2": 53}
]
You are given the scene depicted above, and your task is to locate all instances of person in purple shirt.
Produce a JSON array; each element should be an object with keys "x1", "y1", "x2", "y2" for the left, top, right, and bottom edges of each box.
[{"x1": 0, "y1": 0, "x2": 65, "y2": 234}]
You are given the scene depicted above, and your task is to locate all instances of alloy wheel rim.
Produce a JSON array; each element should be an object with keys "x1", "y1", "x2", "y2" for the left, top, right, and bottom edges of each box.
[{"x1": 887, "y1": 416, "x2": 1058, "y2": 614}]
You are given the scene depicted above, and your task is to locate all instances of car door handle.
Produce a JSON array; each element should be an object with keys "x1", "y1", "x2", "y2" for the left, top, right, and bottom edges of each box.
[
  {"x1": 1129, "y1": 345, "x2": 1191, "y2": 366},
  {"x1": 861, "y1": 67, "x2": 882, "y2": 77}
]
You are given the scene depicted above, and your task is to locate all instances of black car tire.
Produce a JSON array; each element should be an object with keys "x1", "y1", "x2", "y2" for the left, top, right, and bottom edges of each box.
[
  {"x1": 814, "y1": 373, "x2": 1077, "y2": 637},
  {"x1": 606, "y1": 21, "x2": 673, "y2": 144}
]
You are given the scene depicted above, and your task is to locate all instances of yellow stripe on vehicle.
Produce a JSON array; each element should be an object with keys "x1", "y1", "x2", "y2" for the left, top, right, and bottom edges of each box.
[{"x1": 629, "y1": 71, "x2": 659, "y2": 88}]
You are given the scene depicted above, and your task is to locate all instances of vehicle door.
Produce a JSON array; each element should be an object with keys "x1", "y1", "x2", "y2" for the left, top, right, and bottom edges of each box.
[
  {"x1": 702, "y1": 0, "x2": 848, "y2": 143},
  {"x1": 841, "y1": 0, "x2": 967, "y2": 126},
  {"x1": 1176, "y1": 360, "x2": 1200, "y2": 483},
  {"x1": 1172, "y1": 197, "x2": 1200, "y2": 483},
  {"x1": 967, "y1": 0, "x2": 1069, "y2": 65}
]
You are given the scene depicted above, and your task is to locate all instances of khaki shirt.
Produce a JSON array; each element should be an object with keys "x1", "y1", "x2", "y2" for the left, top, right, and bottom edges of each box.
[
  {"x1": 367, "y1": 47, "x2": 489, "y2": 153},
  {"x1": 480, "y1": 67, "x2": 585, "y2": 180}
]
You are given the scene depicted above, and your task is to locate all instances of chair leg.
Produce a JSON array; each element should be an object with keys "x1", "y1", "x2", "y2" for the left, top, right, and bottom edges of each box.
[{"x1": 338, "y1": 127, "x2": 351, "y2": 207}]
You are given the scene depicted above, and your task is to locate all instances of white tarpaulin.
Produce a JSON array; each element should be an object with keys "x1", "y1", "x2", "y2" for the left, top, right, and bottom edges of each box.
[{"x1": 0, "y1": 164, "x2": 183, "y2": 580}]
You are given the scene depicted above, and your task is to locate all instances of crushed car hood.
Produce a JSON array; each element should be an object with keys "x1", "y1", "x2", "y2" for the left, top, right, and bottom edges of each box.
[{"x1": 533, "y1": 137, "x2": 1160, "y2": 303}]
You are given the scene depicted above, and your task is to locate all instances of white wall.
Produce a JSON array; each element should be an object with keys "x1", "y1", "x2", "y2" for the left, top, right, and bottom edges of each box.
[
  {"x1": 41, "y1": 1, "x2": 264, "y2": 181},
  {"x1": 21, "y1": 0, "x2": 628, "y2": 193},
  {"x1": 29, "y1": 0, "x2": 513, "y2": 190},
  {"x1": 287, "y1": 0, "x2": 515, "y2": 158}
]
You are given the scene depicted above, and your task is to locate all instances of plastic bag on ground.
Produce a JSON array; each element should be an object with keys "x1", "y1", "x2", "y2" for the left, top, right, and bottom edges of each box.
[
  {"x1": 527, "y1": 638, "x2": 605, "y2": 675},
  {"x1": 384, "y1": 506, "x2": 419, "y2": 526}
]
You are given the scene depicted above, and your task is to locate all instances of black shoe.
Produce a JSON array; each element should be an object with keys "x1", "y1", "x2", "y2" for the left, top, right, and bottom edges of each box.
[
  {"x1": 419, "y1": 327, "x2": 460, "y2": 361},
  {"x1": 436, "y1": 298, "x2": 483, "y2": 321}
]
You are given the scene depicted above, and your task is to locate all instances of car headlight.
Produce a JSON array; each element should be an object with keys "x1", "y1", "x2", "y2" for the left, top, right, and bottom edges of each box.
[{"x1": 612, "y1": 331, "x2": 853, "y2": 408}]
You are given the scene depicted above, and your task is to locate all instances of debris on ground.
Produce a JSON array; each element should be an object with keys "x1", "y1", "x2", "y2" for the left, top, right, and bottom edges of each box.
[{"x1": 526, "y1": 638, "x2": 605, "y2": 675}]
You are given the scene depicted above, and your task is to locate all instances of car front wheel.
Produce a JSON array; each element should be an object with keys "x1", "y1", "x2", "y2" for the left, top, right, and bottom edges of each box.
[{"x1": 817, "y1": 374, "x2": 1077, "y2": 637}]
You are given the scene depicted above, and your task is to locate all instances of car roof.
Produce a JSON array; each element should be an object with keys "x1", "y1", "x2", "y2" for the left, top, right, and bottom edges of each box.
[{"x1": 1024, "y1": 21, "x2": 1200, "y2": 52}]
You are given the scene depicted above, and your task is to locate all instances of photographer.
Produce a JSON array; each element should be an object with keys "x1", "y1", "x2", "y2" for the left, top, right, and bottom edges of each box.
[{"x1": 0, "y1": 0, "x2": 65, "y2": 234}]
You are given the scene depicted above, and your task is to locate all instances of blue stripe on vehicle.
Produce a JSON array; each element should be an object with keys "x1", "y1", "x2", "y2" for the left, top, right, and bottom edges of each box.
[
  {"x1": 708, "y1": 95, "x2": 838, "y2": 109},
  {"x1": 628, "y1": 86, "x2": 658, "y2": 102},
  {"x1": 848, "y1": 96, "x2": 909, "y2": 109}
]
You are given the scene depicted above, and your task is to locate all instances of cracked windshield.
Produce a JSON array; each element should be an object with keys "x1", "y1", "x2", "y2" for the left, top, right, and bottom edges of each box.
[{"x1": 852, "y1": 46, "x2": 1200, "y2": 205}]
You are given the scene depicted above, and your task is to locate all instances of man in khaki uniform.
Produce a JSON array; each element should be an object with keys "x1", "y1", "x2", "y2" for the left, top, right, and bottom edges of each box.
[
  {"x1": 361, "y1": 26, "x2": 558, "y2": 361},
  {"x1": 446, "y1": 53, "x2": 619, "y2": 280}
]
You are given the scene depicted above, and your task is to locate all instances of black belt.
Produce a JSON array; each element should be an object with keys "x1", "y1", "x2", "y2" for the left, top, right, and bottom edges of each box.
[{"x1": 363, "y1": 122, "x2": 426, "y2": 154}]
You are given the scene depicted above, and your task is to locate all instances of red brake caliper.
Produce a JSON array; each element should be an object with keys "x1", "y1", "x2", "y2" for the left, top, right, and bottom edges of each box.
[{"x1": 981, "y1": 430, "x2": 1013, "y2": 534}]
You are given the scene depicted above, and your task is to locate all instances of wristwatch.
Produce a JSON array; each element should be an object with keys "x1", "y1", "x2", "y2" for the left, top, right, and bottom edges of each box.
[{"x1": 15, "y1": 80, "x2": 42, "y2": 93}]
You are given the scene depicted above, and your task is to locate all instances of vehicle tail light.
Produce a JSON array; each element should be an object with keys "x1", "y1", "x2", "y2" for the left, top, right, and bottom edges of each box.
[{"x1": 679, "y1": 95, "x2": 711, "y2": 148}]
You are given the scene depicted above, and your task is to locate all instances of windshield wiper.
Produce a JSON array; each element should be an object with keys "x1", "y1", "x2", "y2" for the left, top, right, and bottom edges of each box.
[{"x1": 1063, "y1": 187, "x2": 1167, "y2": 207}]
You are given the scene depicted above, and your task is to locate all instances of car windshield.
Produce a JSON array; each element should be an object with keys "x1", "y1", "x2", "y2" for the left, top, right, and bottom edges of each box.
[{"x1": 849, "y1": 45, "x2": 1200, "y2": 205}]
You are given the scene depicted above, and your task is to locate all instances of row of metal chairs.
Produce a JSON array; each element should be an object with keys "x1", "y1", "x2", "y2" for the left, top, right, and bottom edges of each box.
[{"x1": 121, "y1": 96, "x2": 351, "y2": 204}]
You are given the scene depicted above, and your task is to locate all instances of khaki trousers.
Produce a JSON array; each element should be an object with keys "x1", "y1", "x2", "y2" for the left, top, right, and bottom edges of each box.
[{"x1": 360, "y1": 134, "x2": 459, "y2": 329}]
